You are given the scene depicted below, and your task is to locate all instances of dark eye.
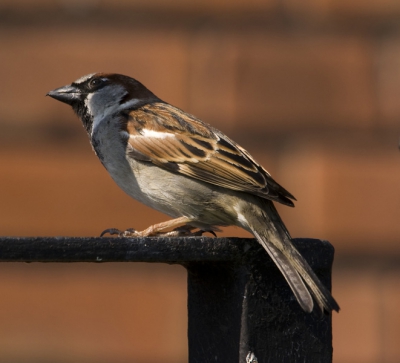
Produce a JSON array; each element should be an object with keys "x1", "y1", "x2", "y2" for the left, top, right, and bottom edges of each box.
[{"x1": 89, "y1": 78, "x2": 103, "y2": 89}]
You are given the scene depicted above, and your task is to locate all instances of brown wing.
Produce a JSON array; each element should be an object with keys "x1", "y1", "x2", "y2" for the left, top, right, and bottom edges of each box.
[{"x1": 121, "y1": 102, "x2": 296, "y2": 207}]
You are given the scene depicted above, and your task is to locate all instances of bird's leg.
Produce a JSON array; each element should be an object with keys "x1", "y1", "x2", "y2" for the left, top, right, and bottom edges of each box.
[
  {"x1": 160, "y1": 225, "x2": 217, "y2": 237},
  {"x1": 101, "y1": 217, "x2": 218, "y2": 237},
  {"x1": 100, "y1": 216, "x2": 194, "y2": 237}
]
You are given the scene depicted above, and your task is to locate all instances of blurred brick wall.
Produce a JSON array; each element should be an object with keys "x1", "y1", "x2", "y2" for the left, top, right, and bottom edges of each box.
[{"x1": 1, "y1": 0, "x2": 400, "y2": 362}]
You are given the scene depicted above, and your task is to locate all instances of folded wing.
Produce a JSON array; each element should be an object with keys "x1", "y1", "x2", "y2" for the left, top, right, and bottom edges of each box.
[{"x1": 121, "y1": 102, "x2": 296, "y2": 207}]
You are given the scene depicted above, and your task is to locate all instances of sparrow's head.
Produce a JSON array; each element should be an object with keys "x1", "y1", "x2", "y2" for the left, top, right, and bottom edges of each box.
[{"x1": 47, "y1": 73, "x2": 159, "y2": 134}]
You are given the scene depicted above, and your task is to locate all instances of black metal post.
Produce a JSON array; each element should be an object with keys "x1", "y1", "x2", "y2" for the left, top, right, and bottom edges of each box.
[
  {"x1": 185, "y1": 239, "x2": 334, "y2": 363},
  {"x1": 0, "y1": 237, "x2": 335, "y2": 363}
]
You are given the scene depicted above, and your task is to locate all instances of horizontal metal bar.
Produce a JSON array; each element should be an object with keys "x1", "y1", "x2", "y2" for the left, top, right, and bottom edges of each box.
[{"x1": 0, "y1": 237, "x2": 332, "y2": 265}]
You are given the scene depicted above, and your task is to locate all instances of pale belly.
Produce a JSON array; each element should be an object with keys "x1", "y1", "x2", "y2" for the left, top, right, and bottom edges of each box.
[
  {"x1": 107, "y1": 155, "x2": 239, "y2": 229},
  {"x1": 92, "y1": 126, "x2": 240, "y2": 229}
]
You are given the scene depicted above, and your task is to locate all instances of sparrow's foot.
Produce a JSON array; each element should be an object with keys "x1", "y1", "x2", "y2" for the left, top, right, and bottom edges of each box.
[
  {"x1": 100, "y1": 216, "x2": 218, "y2": 238},
  {"x1": 100, "y1": 216, "x2": 193, "y2": 238},
  {"x1": 100, "y1": 228, "x2": 137, "y2": 237},
  {"x1": 160, "y1": 225, "x2": 217, "y2": 237},
  {"x1": 100, "y1": 226, "x2": 216, "y2": 238}
]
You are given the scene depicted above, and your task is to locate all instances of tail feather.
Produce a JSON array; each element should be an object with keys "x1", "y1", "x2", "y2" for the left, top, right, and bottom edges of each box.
[
  {"x1": 252, "y1": 230, "x2": 314, "y2": 312},
  {"x1": 243, "y1": 201, "x2": 340, "y2": 313},
  {"x1": 286, "y1": 245, "x2": 340, "y2": 313}
]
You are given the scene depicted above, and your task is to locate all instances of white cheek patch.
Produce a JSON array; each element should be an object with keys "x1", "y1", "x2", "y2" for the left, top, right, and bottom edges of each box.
[
  {"x1": 84, "y1": 92, "x2": 95, "y2": 121},
  {"x1": 86, "y1": 91, "x2": 111, "y2": 133},
  {"x1": 84, "y1": 92, "x2": 93, "y2": 109}
]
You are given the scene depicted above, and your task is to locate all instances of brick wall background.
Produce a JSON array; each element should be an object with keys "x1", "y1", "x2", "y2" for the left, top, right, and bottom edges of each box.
[{"x1": 1, "y1": 1, "x2": 399, "y2": 362}]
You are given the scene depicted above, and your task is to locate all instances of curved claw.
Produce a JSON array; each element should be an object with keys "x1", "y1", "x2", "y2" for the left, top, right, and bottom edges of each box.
[
  {"x1": 197, "y1": 230, "x2": 217, "y2": 237},
  {"x1": 100, "y1": 228, "x2": 122, "y2": 237}
]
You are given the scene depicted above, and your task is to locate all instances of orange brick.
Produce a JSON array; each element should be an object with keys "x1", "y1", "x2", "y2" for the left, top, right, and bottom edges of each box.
[
  {"x1": 102, "y1": 0, "x2": 277, "y2": 12},
  {"x1": 234, "y1": 33, "x2": 376, "y2": 132},
  {"x1": 275, "y1": 144, "x2": 328, "y2": 238},
  {"x1": 0, "y1": 0, "x2": 278, "y2": 12},
  {"x1": 329, "y1": 0, "x2": 400, "y2": 17},
  {"x1": 282, "y1": 0, "x2": 332, "y2": 18},
  {"x1": 276, "y1": 136, "x2": 400, "y2": 253},
  {"x1": 284, "y1": 0, "x2": 400, "y2": 18},
  {"x1": 332, "y1": 266, "x2": 400, "y2": 363},
  {"x1": 377, "y1": 37, "x2": 400, "y2": 127},
  {"x1": 333, "y1": 268, "x2": 382, "y2": 363},
  {"x1": 171, "y1": 30, "x2": 377, "y2": 134},
  {"x1": 382, "y1": 272, "x2": 400, "y2": 362},
  {"x1": 0, "y1": 263, "x2": 187, "y2": 362},
  {"x1": 187, "y1": 31, "x2": 239, "y2": 132}
]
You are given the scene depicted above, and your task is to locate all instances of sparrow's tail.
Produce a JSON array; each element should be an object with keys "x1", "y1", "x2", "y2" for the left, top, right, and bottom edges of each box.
[{"x1": 242, "y1": 200, "x2": 340, "y2": 313}]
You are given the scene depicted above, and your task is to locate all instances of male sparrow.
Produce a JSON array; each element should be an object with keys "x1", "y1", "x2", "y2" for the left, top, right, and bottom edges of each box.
[{"x1": 47, "y1": 73, "x2": 339, "y2": 313}]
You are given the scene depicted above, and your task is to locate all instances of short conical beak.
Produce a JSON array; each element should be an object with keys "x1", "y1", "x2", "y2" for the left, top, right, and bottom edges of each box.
[{"x1": 46, "y1": 84, "x2": 81, "y2": 105}]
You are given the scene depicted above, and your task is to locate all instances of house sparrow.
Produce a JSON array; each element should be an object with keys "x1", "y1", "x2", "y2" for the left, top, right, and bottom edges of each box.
[{"x1": 47, "y1": 73, "x2": 339, "y2": 313}]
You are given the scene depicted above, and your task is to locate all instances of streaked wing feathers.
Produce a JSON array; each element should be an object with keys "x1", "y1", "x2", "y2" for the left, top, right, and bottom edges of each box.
[{"x1": 122, "y1": 103, "x2": 295, "y2": 206}]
